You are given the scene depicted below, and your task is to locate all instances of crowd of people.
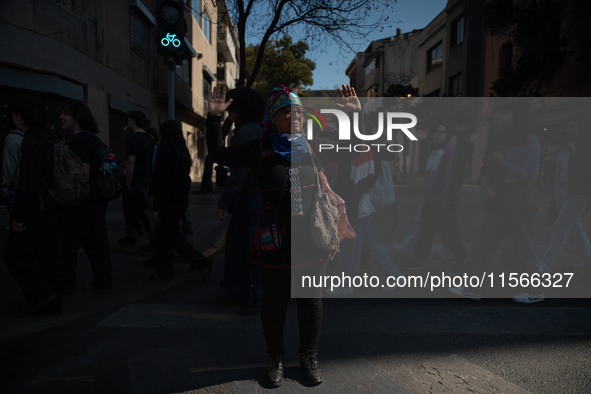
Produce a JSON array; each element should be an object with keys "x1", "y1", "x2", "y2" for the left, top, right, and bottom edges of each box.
[
  {"x1": 1, "y1": 88, "x2": 589, "y2": 388},
  {"x1": 0, "y1": 98, "x2": 211, "y2": 318}
]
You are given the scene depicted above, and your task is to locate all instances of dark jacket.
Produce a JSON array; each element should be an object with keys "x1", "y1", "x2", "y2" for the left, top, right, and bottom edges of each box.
[
  {"x1": 12, "y1": 127, "x2": 60, "y2": 222},
  {"x1": 422, "y1": 143, "x2": 463, "y2": 207},
  {"x1": 217, "y1": 121, "x2": 263, "y2": 212},
  {"x1": 151, "y1": 144, "x2": 191, "y2": 216},
  {"x1": 207, "y1": 114, "x2": 340, "y2": 268}
]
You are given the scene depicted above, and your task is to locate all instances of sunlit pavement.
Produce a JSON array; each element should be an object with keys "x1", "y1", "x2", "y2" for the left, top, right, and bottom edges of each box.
[{"x1": 0, "y1": 180, "x2": 589, "y2": 393}]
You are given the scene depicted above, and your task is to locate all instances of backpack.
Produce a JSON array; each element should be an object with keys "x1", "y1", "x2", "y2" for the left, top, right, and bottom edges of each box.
[
  {"x1": 40, "y1": 138, "x2": 91, "y2": 206},
  {"x1": 82, "y1": 131, "x2": 123, "y2": 201},
  {"x1": 369, "y1": 160, "x2": 396, "y2": 211}
]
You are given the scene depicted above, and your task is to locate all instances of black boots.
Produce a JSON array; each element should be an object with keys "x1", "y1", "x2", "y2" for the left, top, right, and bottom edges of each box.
[
  {"x1": 300, "y1": 352, "x2": 323, "y2": 386},
  {"x1": 265, "y1": 352, "x2": 323, "y2": 387},
  {"x1": 266, "y1": 353, "x2": 284, "y2": 387}
]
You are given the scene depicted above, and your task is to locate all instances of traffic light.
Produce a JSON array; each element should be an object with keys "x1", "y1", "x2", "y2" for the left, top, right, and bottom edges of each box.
[{"x1": 157, "y1": 0, "x2": 188, "y2": 59}]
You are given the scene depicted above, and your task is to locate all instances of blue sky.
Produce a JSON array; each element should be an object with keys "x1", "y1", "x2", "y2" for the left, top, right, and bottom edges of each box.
[{"x1": 303, "y1": 0, "x2": 447, "y2": 90}]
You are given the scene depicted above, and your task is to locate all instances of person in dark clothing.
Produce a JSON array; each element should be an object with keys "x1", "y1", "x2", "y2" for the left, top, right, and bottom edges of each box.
[
  {"x1": 213, "y1": 87, "x2": 265, "y2": 316},
  {"x1": 539, "y1": 115, "x2": 591, "y2": 273},
  {"x1": 4, "y1": 97, "x2": 66, "y2": 316},
  {"x1": 200, "y1": 155, "x2": 214, "y2": 193},
  {"x1": 59, "y1": 102, "x2": 113, "y2": 294},
  {"x1": 149, "y1": 120, "x2": 212, "y2": 281},
  {"x1": 206, "y1": 84, "x2": 359, "y2": 387},
  {"x1": 120, "y1": 110, "x2": 154, "y2": 246},
  {"x1": 406, "y1": 125, "x2": 466, "y2": 270},
  {"x1": 1, "y1": 117, "x2": 23, "y2": 215},
  {"x1": 449, "y1": 101, "x2": 543, "y2": 304},
  {"x1": 465, "y1": 111, "x2": 515, "y2": 275}
]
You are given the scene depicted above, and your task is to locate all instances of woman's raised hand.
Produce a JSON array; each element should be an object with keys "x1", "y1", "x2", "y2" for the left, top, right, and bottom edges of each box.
[
  {"x1": 208, "y1": 85, "x2": 233, "y2": 117},
  {"x1": 336, "y1": 84, "x2": 362, "y2": 112}
]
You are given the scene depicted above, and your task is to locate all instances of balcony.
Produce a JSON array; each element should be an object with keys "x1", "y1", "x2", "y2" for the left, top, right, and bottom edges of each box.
[
  {"x1": 216, "y1": 64, "x2": 236, "y2": 89},
  {"x1": 217, "y1": 24, "x2": 237, "y2": 63}
]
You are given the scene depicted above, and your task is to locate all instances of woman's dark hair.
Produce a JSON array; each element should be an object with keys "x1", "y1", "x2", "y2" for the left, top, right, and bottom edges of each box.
[
  {"x1": 146, "y1": 127, "x2": 160, "y2": 144},
  {"x1": 62, "y1": 102, "x2": 99, "y2": 133},
  {"x1": 159, "y1": 120, "x2": 192, "y2": 171},
  {"x1": 427, "y1": 125, "x2": 452, "y2": 143},
  {"x1": 10, "y1": 97, "x2": 47, "y2": 128},
  {"x1": 128, "y1": 110, "x2": 147, "y2": 129},
  {"x1": 226, "y1": 87, "x2": 265, "y2": 124}
]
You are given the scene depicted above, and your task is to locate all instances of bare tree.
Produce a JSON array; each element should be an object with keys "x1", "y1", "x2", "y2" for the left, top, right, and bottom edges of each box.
[{"x1": 224, "y1": 0, "x2": 394, "y2": 87}]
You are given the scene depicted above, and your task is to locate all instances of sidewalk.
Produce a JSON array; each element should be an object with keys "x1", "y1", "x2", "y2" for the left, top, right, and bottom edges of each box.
[{"x1": 0, "y1": 184, "x2": 226, "y2": 343}]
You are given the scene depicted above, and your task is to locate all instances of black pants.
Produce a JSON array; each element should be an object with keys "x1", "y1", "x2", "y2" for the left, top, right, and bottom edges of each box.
[
  {"x1": 154, "y1": 210, "x2": 207, "y2": 278},
  {"x1": 259, "y1": 265, "x2": 323, "y2": 356},
  {"x1": 200, "y1": 155, "x2": 214, "y2": 193},
  {"x1": 4, "y1": 208, "x2": 66, "y2": 304},
  {"x1": 469, "y1": 183, "x2": 539, "y2": 279},
  {"x1": 122, "y1": 183, "x2": 153, "y2": 239},
  {"x1": 63, "y1": 197, "x2": 112, "y2": 290},
  {"x1": 413, "y1": 201, "x2": 467, "y2": 262}
]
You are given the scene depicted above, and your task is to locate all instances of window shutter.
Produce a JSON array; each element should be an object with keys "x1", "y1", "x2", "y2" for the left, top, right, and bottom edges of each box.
[{"x1": 131, "y1": 12, "x2": 151, "y2": 62}]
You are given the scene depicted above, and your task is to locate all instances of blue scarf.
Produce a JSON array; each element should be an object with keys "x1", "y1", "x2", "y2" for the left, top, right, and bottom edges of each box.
[{"x1": 269, "y1": 132, "x2": 308, "y2": 163}]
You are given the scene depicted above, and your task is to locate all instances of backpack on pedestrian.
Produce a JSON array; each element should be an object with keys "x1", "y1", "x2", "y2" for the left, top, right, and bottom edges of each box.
[
  {"x1": 369, "y1": 160, "x2": 396, "y2": 211},
  {"x1": 82, "y1": 131, "x2": 123, "y2": 201},
  {"x1": 40, "y1": 138, "x2": 91, "y2": 206}
]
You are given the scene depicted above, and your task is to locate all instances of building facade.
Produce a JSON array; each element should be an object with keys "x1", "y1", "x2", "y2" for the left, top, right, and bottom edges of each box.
[
  {"x1": 0, "y1": 0, "x2": 239, "y2": 180},
  {"x1": 346, "y1": 28, "x2": 422, "y2": 98}
]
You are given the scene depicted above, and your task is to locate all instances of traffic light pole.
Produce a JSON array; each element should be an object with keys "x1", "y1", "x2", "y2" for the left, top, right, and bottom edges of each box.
[{"x1": 167, "y1": 56, "x2": 175, "y2": 120}]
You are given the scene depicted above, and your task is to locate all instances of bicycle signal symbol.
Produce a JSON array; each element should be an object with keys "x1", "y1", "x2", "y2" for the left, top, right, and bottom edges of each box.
[{"x1": 161, "y1": 33, "x2": 181, "y2": 48}]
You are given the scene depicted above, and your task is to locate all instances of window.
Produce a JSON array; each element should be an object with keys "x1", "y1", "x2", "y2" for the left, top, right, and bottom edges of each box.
[
  {"x1": 499, "y1": 42, "x2": 513, "y2": 75},
  {"x1": 427, "y1": 42, "x2": 442, "y2": 71},
  {"x1": 451, "y1": 16, "x2": 464, "y2": 46},
  {"x1": 176, "y1": 59, "x2": 191, "y2": 84},
  {"x1": 449, "y1": 73, "x2": 462, "y2": 96},
  {"x1": 191, "y1": 0, "x2": 201, "y2": 27},
  {"x1": 203, "y1": 74, "x2": 212, "y2": 99},
  {"x1": 204, "y1": 10, "x2": 211, "y2": 42},
  {"x1": 131, "y1": 11, "x2": 151, "y2": 62},
  {"x1": 364, "y1": 58, "x2": 375, "y2": 76}
]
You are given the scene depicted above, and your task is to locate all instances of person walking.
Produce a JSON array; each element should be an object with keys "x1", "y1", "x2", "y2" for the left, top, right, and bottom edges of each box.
[
  {"x1": 449, "y1": 101, "x2": 543, "y2": 304},
  {"x1": 120, "y1": 111, "x2": 154, "y2": 247},
  {"x1": 326, "y1": 147, "x2": 403, "y2": 296},
  {"x1": 59, "y1": 102, "x2": 113, "y2": 294},
  {"x1": 149, "y1": 120, "x2": 212, "y2": 281},
  {"x1": 540, "y1": 115, "x2": 591, "y2": 273},
  {"x1": 4, "y1": 97, "x2": 67, "y2": 316},
  {"x1": 213, "y1": 87, "x2": 265, "y2": 316},
  {"x1": 404, "y1": 125, "x2": 467, "y2": 270}
]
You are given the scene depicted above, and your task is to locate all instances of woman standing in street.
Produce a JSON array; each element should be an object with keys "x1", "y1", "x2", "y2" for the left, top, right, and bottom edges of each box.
[{"x1": 206, "y1": 84, "x2": 358, "y2": 387}]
